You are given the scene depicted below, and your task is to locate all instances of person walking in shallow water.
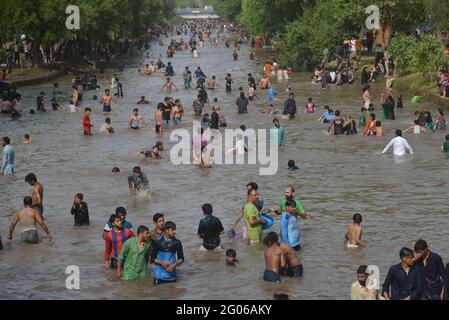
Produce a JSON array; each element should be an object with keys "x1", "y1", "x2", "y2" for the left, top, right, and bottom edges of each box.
[{"x1": 1, "y1": 136, "x2": 15, "y2": 175}]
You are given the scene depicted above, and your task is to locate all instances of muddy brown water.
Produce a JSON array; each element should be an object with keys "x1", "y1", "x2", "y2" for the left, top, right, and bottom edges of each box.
[{"x1": 1, "y1": 30, "x2": 448, "y2": 300}]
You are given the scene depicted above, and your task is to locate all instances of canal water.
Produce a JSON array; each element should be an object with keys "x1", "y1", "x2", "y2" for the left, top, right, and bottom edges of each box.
[{"x1": 1, "y1": 30, "x2": 448, "y2": 300}]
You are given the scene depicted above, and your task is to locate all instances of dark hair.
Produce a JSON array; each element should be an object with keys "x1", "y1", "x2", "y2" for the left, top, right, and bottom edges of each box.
[
  {"x1": 133, "y1": 166, "x2": 141, "y2": 174},
  {"x1": 25, "y1": 173, "x2": 37, "y2": 184},
  {"x1": 109, "y1": 214, "x2": 117, "y2": 224},
  {"x1": 263, "y1": 232, "x2": 278, "y2": 246},
  {"x1": 24, "y1": 134, "x2": 30, "y2": 139},
  {"x1": 246, "y1": 182, "x2": 258, "y2": 190},
  {"x1": 153, "y1": 213, "x2": 164, "y2": 222},
  {"x1": 85, "y1": 107, "x2": 91, "y2": 112},
  {"x1": 357, "y1": 265, "x2": 368, "y2": 274},
  {"x1": 105, "y1": 118, "x2": 111, "y2": 124},
  {"x1": 273, "y1": 294, "x2": 289, "y2": 300},
  {"x1": 414, "y1": 239, "x2": 428, "y2": 252},
  {"x1": 288, "y1": 160, "x2": 295, "y2": 168},
  {"x1": 273, "y1": 118, "x2": 279, "y2": 124},
  {"x1": 240, "y1": 125, "x2": 246, "y2": 131},
  {"x1": 165, "y1": 221, "x2": 176, "y2": 230},
  {"x1": 2, "y1": 137, "x2": 11, "y2": 145},
  {"x1": 137, "y1": 225, "x2": 149, "y2": 235},
  {"x1": 308, "y1": 97, "x2": 312, "y2": 102},
  {"x1": 202, "y1": 203, "x2": 213, "y2": 215},
  {"x1": 24, "y1": 196, "x2": 33, "y2": 206},
  {"x1": 353, "y1": 213, "x2": 363, "y2": 224},
  {"x1": 226, "y1": 249, "x2": 236, "y2": 258},
  {"x1": 335, "y1": 110, "x2": 341, "y2": 117},
  {"x1": 446, "y1": 134, "x2": 449, "y2": 141},
  {"x1": 376, "y1": 120, "x2": 381, "y2": 126},
  {"x1": 75, "y1": 193, "x2": 84, "y2": 200},
  {"x1": 399, "y1": 247, "x2": 414, "y2": 259},
  {"x1": 133, "y1": 108, "x2": 139, "y2": 113},
  {"x1": 112, "y1": 167, "x2": 120, "y2": 173},
  {"x1": 115, "y1": 207, "x2": 127, "y2": 217},
  {"x1": 396, "y1": 130, "x2": 403, "y2": 137}
]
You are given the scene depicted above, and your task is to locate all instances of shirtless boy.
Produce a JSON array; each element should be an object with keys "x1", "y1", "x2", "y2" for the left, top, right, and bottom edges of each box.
[
  {"x1": 263, "y1": 232, "x2": 286, "y2": 283},
  {"x1": 345, "y1": 213, "x2": 367, "y2": 248}
]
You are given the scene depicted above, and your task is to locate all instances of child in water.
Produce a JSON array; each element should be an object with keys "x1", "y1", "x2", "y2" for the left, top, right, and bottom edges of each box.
[
  {"x1": 344, "y1": 213, "x2": 367, "y2": 248},
  {"x1": 226, "y1": 249, "x2": 238, "y2": 266},
  {"x1": 22, "y1": 134, "x2": 32, "y2": 144},
  {"x1": 404, "y1": 120, "x2": 427, "y2": 135}
]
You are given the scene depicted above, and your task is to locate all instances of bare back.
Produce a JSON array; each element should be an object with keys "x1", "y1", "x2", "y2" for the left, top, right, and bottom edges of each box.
[
  {"x1": 347, "y1": 223, "x2": 362, "y2": 246},
  {"x1": 18, "y1": 207, "x2": 38, "y2": 231},
  {"x1": 264, "y1": 245, "x2": 283, "y2": 273}
]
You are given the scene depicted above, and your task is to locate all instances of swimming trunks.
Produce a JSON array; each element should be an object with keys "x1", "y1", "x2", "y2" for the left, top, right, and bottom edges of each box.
[
  {"x1": 347, "y1": 242, "x2": 359, "y2": 248},
  {"x1": 286, "y1": 264, "x2": 303, "y2": 277},
  {"x1": 292, "y1": 245, "x2": 301, "y2": 251},
  {"x1": 263, "y1": 269, "x2": 281, "y2": 283},
  {"x1": 103, "y1": 104, "x2": 111, "y2": 113},
  {"x1": 20, "y1": 229, "x2": 39, "y2": 244},
  {"x1": 33, "y1": 204, "x2": 44, "y2": 217},
  {"x1": 155, "y1": 125, "x2": 162, "y2": 134}
]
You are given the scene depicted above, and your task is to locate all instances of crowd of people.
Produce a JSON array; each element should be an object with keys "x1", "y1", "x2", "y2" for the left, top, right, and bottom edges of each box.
[{"x1": 1, "y1": 20, "x2": 449, "y2": 300}]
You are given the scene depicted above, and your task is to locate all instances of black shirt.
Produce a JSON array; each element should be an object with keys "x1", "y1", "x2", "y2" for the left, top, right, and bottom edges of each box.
[
  {"x1": 416, "y1": 252, "x2": 445, "y2": 300},
  {"x1": 162, "y1": 103, "x2": 172, "y2": 121},
  {"x1": 382, "y1": 263, "x2": 425, "y2": 300},
  {"x1": 210, "y1": 111, "x2": 219, "y2": 129},
  {"x1": 71, "y1": 202, "x2": 90, "y2": 226},
  {"x1": 151, "y1": 236, "x2": 184, "y2": 262},
  {"x1": 197, "y1": 215, "x2": 224, "y2": 250},
  {"x1": 37, "y1": 96, "x2": 45, "y2": 109}
]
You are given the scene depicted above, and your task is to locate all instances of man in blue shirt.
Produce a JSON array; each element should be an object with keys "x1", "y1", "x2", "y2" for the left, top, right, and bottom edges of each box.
[
  {"x1": 382, "y1": 247, "x2": 425, "y2": 300},
  {"x1": 1, "y1": 137, "x2": 15, "y2": 175},
  {"x1": 280, "y1": 199, "x2": 301, "y2": 250}
]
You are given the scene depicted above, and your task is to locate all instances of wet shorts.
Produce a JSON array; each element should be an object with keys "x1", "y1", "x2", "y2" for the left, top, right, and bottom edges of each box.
[
  {"x1": 103, "y1": 104, "x2": 111, "y2": 113},
  {"x1": 286, "y1": 264, "x2": 303, "y2": 277},
  {"x1": 20, "y1": 229, "x2": 39, "y2": 244},
  {"x1": 263, "y1": 270, "x2": 281, "y2": 283},
  {"x1": 155, "y1": 125, "x2": 162, "y2": 134},
  {"x1": 33, "y1": 204, "x2": 44, "y2": 217}
]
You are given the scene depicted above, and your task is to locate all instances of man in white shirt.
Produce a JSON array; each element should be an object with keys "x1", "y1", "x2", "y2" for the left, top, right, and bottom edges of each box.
[{"x1": 382, "y1": 130, "x2": 414, "y2": 156}]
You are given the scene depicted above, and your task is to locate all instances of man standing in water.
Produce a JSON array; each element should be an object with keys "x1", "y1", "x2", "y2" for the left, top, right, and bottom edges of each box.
[
  {"x1": 8, "y1": 196, "x2": 53, "y2": 244},
  {"x1": 154, "y1": 103, "x2": 164, "y2": 135},
  {"x1": 128, "y1": 167, "x2": 150, "y2": 194},
  {"x1": 382, "y1": 130, "x2": 414, "y2": 156},
  {"x1": 1, "y1": 137, "x2": 15, "y2": 175},
  {"x1": 270, "y1": 118, "x2": 286, "y2": 147},
  {"x1": 263, "y1": 232, "x2": 285, "y2": 283},
  {"x1": 82, "y1": 108, "x2": 93, "y2": 136},
  {"x1": 382, "y1": 247, "x2": 425, "y2": 300},
  {"x1": 117, "y1": 225, "x2": 152, "y2": 281},
  {"x1": 25, "y1": 173, "x2": 44, "y2": 218},
  {"x1": 414, "y1": 240, "x2": 445, "y2": 300},
  {"x1": 243, "y1": 189, "x2": 267, "y2": 244}
]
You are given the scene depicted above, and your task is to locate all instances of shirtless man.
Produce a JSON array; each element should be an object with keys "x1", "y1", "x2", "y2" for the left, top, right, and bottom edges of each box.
[
  {"x1": 161, "y1": 77, "x2": 178, "y2": 93},
  {"x1": 345, "y1": 213, "x2": 367, "y2": 248},
  {"x1": 8, "y1": 196, "x2": 52, "y2": 244},
  {"x1": 154, "y1": 103, "x2": 164, "y2": 135},
  {"x1": 25, "y1": 173, "x2": 44, "y2": 218},
  {"x1": 100, "y1": 89, "x2": 113, "y2": 114},
  {"x1": 279, "y1": 242, "x2": 304, "y2": 277},
  {"x1": 207, "y1": 76, "x2": 217, "y2": 90},
  {"x1": 128, "y1": 108, "x2": 147, "y2": 130},
  {"x1": 259, "y1": 74, "x2": 271, "y2": 89},
  {"x1": 263, "y1": 232, "x2": 286, "y2": 283},
  {"x1": 171, "y1": 99, "x2": 184, "y2": 126},
  {"x1": 362, "y1": 86, "x2": 372, "y2": 110}
]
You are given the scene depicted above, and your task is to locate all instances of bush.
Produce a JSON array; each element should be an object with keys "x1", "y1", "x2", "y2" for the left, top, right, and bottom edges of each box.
[{"x1": 389, "y1": 34, "x2": 449, "y2": 76}]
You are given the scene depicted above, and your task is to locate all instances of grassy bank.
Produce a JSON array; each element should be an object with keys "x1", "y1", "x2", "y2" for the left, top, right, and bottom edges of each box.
[{"x1": 392, "y1": 73, "x2": 449, "y2": 109}]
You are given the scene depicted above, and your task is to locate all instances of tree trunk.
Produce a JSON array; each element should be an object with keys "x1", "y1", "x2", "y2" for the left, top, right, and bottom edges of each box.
[{"x1": 375, "y1": 5, "x2": 393, "y2": 49}]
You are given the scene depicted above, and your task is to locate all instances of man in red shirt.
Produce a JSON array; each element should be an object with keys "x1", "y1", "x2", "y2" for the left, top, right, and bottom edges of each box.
[
  {"x1": 82, "y1": 107, "x2": 93, "y2": 135},
  {"x1": 104, "y1": 214, "x2": 135, "y2": 269}
]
